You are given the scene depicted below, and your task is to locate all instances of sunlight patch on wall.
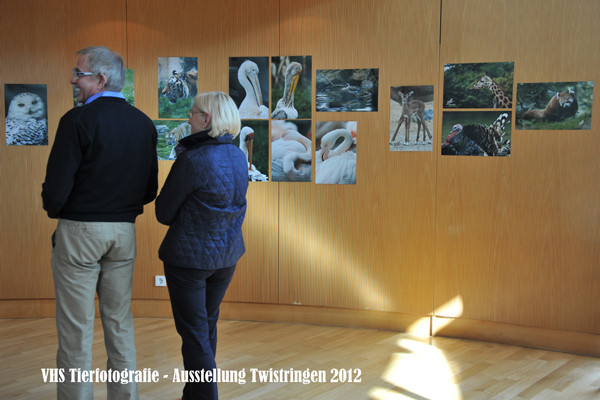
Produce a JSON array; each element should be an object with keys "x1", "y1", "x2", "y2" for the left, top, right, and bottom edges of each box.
[
  {"x1": 280, "y1": 210, "x2": 393, "y2": 310},
  {"x1": 407, "y1": 295, "x2": 464, "y2": 336}
]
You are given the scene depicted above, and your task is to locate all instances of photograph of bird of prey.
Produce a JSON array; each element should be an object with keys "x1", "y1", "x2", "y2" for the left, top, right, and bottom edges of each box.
[
  {"x1": 4, "y1": 84, "x2": 48, "y2": 146},
  {"x1": 271, "y1": 56, "x2": 312, "y2": 120}
]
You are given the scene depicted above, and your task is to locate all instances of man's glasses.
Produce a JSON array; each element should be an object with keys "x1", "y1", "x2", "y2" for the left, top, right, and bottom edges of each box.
[{"x1": 72, "y1": 70, "x2": 94, "y2": 78}]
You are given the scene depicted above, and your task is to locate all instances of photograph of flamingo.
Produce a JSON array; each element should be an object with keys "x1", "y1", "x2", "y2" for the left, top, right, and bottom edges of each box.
[
  {"x1": 271, "y1": 120, "x2": 312, "y2": 182},
  {"x1": 316, "y1": 69, "x2": 378, "y2": 112},
  {"x1": 315, "y1": 121, "x2": 357, "y2": 184},
  {"x1": 229, "y1": 57, "x2": 270, "y2": 120},
  {"x1": 271, "y1": 56, "x2": 312, "y2": 120}
]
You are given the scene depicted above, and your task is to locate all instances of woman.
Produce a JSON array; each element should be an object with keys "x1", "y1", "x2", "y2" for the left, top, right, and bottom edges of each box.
[{"x1": 155, "y1": 91, "x2": 249, "y2": 400}]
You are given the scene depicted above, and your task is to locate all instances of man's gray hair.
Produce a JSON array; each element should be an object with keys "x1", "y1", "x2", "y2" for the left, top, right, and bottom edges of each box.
[{"x1": 77, "y1": 46, "x2": 126, "y2": 92}]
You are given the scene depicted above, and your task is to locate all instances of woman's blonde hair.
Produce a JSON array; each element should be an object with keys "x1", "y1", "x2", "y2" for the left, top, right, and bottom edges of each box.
[{"x1": 193, "y1": 91, "x2": 241, "y2": 138}]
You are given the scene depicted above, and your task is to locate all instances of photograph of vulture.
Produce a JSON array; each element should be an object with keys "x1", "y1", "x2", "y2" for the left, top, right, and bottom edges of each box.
[{"x1": 441, "y1": 111, "x2": 511, "y2": 157}]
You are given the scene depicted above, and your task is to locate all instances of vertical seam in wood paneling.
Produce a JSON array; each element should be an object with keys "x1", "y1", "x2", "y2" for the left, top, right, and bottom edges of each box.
[{"x1": 432, "y1": 0, "x2": 444, "y2": 327}]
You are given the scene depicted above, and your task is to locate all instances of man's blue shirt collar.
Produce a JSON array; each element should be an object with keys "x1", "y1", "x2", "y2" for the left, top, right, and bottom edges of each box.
[{"x1": 85, "y1": 91, "x2": 126, "y2": 105}]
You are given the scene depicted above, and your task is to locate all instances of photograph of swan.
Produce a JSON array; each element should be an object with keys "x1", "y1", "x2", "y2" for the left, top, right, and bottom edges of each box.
[
  {"x1": 229, "y1": 57, "x2": 270, "y2": 119},
  {"x1": 271, "y1": 120, "x2": 312, "y2": 182},
  {"x1": 271, "y1": 56, "x2": 312, "y2": 119},
  {"x1": 315, "y1": 121, "x2": 357, "y2": 184}
]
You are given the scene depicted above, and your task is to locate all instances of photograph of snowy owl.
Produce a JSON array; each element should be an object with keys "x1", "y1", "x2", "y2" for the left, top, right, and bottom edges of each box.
[{"x1": 4, "y1": 84, "x2": 48, "y2": 146}]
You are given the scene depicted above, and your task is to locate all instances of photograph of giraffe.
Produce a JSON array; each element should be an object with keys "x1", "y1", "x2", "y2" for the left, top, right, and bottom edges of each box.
[{"x1": 443, "y1": 62, "x2": 514, "y2": 109}]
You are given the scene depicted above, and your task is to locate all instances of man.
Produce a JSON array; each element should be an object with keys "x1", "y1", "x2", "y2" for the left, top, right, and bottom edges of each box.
[{"x1": 42, "y1": 46, "x2": 158, "y2": 400}]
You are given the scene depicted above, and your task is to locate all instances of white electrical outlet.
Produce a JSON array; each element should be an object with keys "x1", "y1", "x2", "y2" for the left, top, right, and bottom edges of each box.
[{"x1": 155, "y1": 275, "x2": 166, "y2": 287}]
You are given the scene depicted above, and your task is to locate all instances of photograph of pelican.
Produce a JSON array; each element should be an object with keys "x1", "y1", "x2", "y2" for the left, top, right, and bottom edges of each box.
[
  {"x1": 158, "y1": 57, "x2": 198, "y2": 119},
  {"x1": 229, "y1": 57, "x2": 270, "y2": 120},
  {"x1": 316, "y1": 69, "x2": 378, "y2": 112},
  {"x1": 271, "y1": 56, "x2": 312, "y2": 120},
  {"x1": 315, "y1": 121, "x2": 357, "y2": 184},
  {"x1": 389, "y1": 85, "x2": 434, "y2": 152},
  {"x1": 232, "y1": 120, "x2": 269, "y2": 182},
  {"x1": 271, "y1": 120, "x2": 312, "y2": 182}
]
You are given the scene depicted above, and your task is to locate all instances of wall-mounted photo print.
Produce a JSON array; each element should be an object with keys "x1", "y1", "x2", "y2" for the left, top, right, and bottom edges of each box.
[
  {"x1": 315, "y1": 121, "x2": 357, "y2": 184},
  {"x1": 316, "y1": 69, "x2": 378, "y2": 112},
  {"x1": 230, "y1": 57, "x2": 270, "y2": 119},
  {"x1": 271, "y1": 56, "x2": 312, "y2": 120},
  {"x1": 123, "y1": 69, "x2": 135, "y2": 106},
  {"x1": 271, "y1": 120, "x2": 312, "y2": 182},
  {"x1": 234, "y1": 120, "x2": 269, "y2": 182},
  {"x1": 158, "y1": 57, "x2": 198, "y2": 119},
  {"x1": 4, "y1": 84, "x2": 48, "y2": 146},
  {"x1": 516, "y1": 81, "x2": 593, "y2": 130},
  {"x1": 390, "y1": 85, "x2": 434, "y2": 151},
  {"x1": 443, "y1": 62, "x2": 514, "y2": 109},
  {"x1": 154, "y1": 120, "x2": 190, "y2": 160},
  {"x1": 441, "y1": 111, "x2": 511, "y2": 157}
]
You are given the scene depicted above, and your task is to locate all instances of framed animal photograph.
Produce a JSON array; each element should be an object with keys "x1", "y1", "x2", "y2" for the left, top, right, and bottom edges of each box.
[
  {"x1": 443, "y1": 62, "x2": 514, "y2": 109},
  {"x1": 389, "y1": 85, "x2": 434, "y2": 152},
  {"x1": 316, "y1": 69, "x2": 378, "y2": 112},
  {"x1": 441, "y1": 111, "x2": 511, "y2": 157},
  {"x1": 515, "y1": 81, "x2": 593, "y2": 130},
  {"x1": 158, "y1": 57, "x2": 198, "y2": 119},
  {"x1": 153, "y1": 119, "x2": 190, "y2": 160},
  {"x1": 229, "y1": 57, "x2": 270, "y2": 120},
  {"x1": 233, "y1": 120, "x2": 269, "y2": 182},
  {"x1": 4, "y1": 83, "x2": 48, "y2": 146},
  {"x1": 271, "y1": 120, "x2": 312, "y2": 182},
  {"x1": 315, "y1": 121, "x2": 357, "y2": 184},
  {"x1": 271, "y1": 56, "x2": 312, "y2": 120}
]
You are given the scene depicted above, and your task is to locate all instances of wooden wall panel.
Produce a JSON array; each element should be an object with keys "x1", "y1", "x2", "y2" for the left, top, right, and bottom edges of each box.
[
  {"x1": 434, "y1": 0, "x2": 600, "y2": 334},
  {"x1": 0, "y1": 0, "x2": 128, "y2": 299},
  {"x1": 0, "y1": 0, "x2": 598, "y2": 345},
  {"x1": 277, "y1": 0, "x2": 441, "y2": 315},
  {"x1": 126, "y1": 0, "x2": 281, "y2": 303}
]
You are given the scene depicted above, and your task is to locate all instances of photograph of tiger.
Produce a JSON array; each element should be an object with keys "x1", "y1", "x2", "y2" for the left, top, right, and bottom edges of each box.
[
  {"x1": 515, "y1": 81, "x2": 593, "y2": 130},
  {"x1": 441, "y1": 111, "x2": 511, "y2": 157},
  {"x1": 158, "y1": 57, "x2": 198, "y2": 119},
  {"x1": 153, "y1": 120, "x2": 190, "y2": 160}
]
